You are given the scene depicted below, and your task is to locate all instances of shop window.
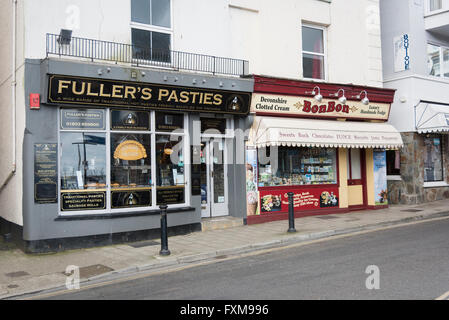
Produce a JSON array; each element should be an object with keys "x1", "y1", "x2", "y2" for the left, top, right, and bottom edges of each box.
[
  {"x1": 59, "y1": 108, "x2": 188, "y2": 214},
  {"x1": 386, "y1": 150, "x2": 401, "y2": 176},
  {"x1": 60, "y1": 132, "x2": 107, "y2": 190},
  {"x1": 110, "y1": 134, "x2": 152, "y2": 208},
  {"x1": 429, "y1": 0, "x2": 442, "y2": 11},
  {"x1": 424, "y1": 135, "x2": 444, "y2": 182},
  {"x1": 427, "y1": 43, "x2": 449, "y2": 78},
  {"x1": 258, "y1": 147, "x2": 337, "y2": 187},
  {"x1": 302, "y1": 25, "x2": 326, "y2": 80},
  {"x1": 131, "y1": 0, "x2": 172, "y2": 63},
  {"x1": 156, "y1": 134, "x2": 185, "y2": 204}
]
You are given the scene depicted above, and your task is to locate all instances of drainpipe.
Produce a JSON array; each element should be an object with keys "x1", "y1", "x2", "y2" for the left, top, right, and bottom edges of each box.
[{"x1": 1, "y1": 0, "x2": 17, "y2": 192}]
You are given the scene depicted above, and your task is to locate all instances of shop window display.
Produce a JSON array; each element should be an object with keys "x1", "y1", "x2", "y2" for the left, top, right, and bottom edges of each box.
[
  {"x1": 258, "y1": 147, "x2": 337, "y2": 186},
  {"x1": 110, "y1": 134, "x2": 152, "y2": 208},
  {"x1": 156, "y1": 134, "x2": 185, "y2": 204},
  {"x1": 424, "y1": 135, "x2": 443, "y2": 182},
  {"x1": 60, "y1": 132, "x2": 107, "y2": 190}
]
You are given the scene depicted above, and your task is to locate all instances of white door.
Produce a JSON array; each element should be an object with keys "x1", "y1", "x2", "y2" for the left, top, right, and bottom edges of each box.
[{"x1": 200, "y1": 140, "x2": 228, "y2": 218}]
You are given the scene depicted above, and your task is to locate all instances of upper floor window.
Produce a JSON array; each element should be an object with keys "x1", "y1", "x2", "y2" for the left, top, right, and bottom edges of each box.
[
  {"x1": 302, "y1": 25, "x2": 326, "y2": 80},
  {"x1": 429, "y1": 0, "x2": 443, "y2": 11},
  {"x1": 131, "y1": 0, "x2": 172, "y2": 63},
  {"x1": 427, "y1": 43, "x2": 449, "y2": 78}
]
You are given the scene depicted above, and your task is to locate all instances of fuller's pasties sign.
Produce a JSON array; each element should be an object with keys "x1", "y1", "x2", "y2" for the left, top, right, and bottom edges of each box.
[{"x1": 48, "y1": 75, "x2": 251, "y2": 115}]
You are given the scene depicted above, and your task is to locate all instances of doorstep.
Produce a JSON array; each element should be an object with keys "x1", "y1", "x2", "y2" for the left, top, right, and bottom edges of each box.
[{"x1": 201, "y1": 216, "x2": 244, "y2": 232}]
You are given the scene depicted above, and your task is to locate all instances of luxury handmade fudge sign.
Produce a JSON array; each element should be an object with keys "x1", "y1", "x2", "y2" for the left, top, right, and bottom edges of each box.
[
  {"x1": 48, "y1": 75, "x2": 251, "y2": 115},
  {"x1": 34, "y1": 143, "x2": 58, "y2": 203},
  {"x1": 251, "y1": 93, "x2": 391, "y2": 120}
]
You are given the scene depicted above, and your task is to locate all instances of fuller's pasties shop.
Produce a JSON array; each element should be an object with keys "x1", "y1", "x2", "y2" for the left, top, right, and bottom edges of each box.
[{"x1": 24, "y1": 65, "x2": 252, "y2": 252}]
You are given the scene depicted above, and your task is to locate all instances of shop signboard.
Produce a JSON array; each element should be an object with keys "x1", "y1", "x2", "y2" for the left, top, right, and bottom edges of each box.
[
  {"x1": 251, "y1": 93, "x2": 390, "y2": 121},
  {"x1": 60, "y1": 109, "x2": 105, "y2": 130},
  {"x1": 48, "y1": 75, "x2": 251, "y2": 115},
  {"x1": 60, "y1": 191, "x2": 106, "y2": 211},
  {"x1": 258, "y1": 186, "x2": 339, "y2": 214},
  {"x1": 373, "y1": 149, "x2": 388, "y2": 205}
]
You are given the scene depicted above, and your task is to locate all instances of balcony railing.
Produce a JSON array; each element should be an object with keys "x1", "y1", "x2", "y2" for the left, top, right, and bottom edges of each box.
[{"x1": 46, "y1": 33, "x2": 249, "y2": 77}]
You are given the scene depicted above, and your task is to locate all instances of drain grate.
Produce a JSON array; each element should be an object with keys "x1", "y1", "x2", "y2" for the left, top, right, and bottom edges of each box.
[
  {"x1": 5, "y1": 271, "x2": 29, "y2": 278},
  {"x1": 128, "y1": 240, "x2": 159, "y2": 248},
  {"x1": 63, "y1": 264, "x2": 114, "y2": 279},
  {"x1": 401, "y1": 209, "x2": 423, "y2": 213},
  {"x1": 315, "y1": 215, "x2": 340, "y2": 220}
]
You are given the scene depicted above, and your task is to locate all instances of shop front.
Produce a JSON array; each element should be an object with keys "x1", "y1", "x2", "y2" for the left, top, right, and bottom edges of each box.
[
  {"x1": 387, "y1": 101, "x2": 449, "y2": 204},
  {"x1": 23, "y1": 59, "x2": 252, "y2": 252},
  {"x1": 245, "y1": 76, "x2": 403, "y2": 224}
]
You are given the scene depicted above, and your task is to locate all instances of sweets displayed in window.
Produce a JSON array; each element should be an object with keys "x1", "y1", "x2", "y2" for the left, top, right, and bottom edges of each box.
[{"x1": 258, "y1": 147, "x2": 337, "y2": 187}]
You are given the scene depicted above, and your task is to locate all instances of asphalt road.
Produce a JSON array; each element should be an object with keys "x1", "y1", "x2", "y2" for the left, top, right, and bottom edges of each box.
[{"x1": 44, "y1": 218, "x2": 449, "y2": 300}]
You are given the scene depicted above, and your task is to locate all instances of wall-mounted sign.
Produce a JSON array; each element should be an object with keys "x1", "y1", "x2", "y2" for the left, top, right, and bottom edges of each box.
[
  {"x1": 34, "y1": 143, "x2": 57, "y2": 203},
  {"x1": 201, "y1": 118, "x2": 226, "y2": 134},
  {"x1": 258, "y1": 186, "x2": 339, "y2": 214},
  {"x1": 111, "y1": 110, "x2": 150, "y2": 130},
  {"x1": 60, "y1": 109, "x2": 105, "y2": 130},
  {"x1": 61, "y1": 191, "x2": 106, "y2": 211},
  {"x1": 113, "y1": 140, "x2": 148, "y2": 161},
  {"x1": 394, "y1": 34, "x2": 410, "y2": 72},
  {"x1": 30, "y1": 93, "x2": 40, "y2": 109},
  {"x1": 48, "y1": 75, "x2": 251, "y2": 115},
  {"x1": 251, "y1": 93, "x2": 391, "y2": 121}
]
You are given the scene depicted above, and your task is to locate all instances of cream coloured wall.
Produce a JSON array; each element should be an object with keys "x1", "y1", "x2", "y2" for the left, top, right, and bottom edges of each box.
[
  {"x1": 365, "y1": 148, "x2": 375, "y2": 206},
  {"x1": 338, "y1": 148, "x2": 348, "y2": 209},
  {"x1": 0, "y1": 0, "x2": 25, "y2": 225}
]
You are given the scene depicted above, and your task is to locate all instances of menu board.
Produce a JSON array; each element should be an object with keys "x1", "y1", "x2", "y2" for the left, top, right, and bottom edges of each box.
[
  {"x1": 61, "y1": 191, "x2": 106, "y2": 211},
  {"x1": 34, "y1": 143, "x2": 58, "y2": 203},
  {"x1": 157, "y1": 187, "x2": 185, "y2": 205}
]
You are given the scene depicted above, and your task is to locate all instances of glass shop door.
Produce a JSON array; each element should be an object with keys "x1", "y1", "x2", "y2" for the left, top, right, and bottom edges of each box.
[{"x1": 200, "y1": 139, "x2": 228, "y2": 218}]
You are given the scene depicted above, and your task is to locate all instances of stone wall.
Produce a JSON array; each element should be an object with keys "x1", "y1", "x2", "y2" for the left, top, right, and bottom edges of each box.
[{"x1": 388, "y1": 132, "x2": 449, "y2": 205}]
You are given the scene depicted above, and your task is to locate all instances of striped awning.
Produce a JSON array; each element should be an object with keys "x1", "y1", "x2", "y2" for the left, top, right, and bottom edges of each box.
[
  {"x1": 415, "y1": 102, "x2": 449, "y2": 133},
  {"x1": 249, "y1": 116, "x2": 403, "y2": 149}
]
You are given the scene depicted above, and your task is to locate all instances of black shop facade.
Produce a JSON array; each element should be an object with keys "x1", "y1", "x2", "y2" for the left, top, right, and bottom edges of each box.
[{"x1": 23, "y1": 59, "x2": 253, "y2": 252}]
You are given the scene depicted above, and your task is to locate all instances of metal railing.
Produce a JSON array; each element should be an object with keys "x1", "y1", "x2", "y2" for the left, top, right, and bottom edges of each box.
[{"x1": 46, "y1": 33, "x2": 249, "y2": 77}]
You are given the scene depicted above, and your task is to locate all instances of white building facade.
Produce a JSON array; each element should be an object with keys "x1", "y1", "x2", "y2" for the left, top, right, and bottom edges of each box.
[
  {"x1": 0, "y1": 0, "x2": 396, "y2": 251},
  {"x1": 380, "y1": 0, "x2": 449, "y2": 204}
]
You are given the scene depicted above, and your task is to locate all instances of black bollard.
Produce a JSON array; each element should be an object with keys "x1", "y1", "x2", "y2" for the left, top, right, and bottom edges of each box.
[
  {"x1": 287, "y1": 192, "x2": 296, "y2": 233},
  {"x1": 159, "y1": 204, "x2": 171, "y2": 256}
]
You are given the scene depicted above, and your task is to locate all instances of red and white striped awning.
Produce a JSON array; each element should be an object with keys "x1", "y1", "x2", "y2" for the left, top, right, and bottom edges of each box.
[{"x1": 249, "y1": 116, "x2": 403, "y2": 149}]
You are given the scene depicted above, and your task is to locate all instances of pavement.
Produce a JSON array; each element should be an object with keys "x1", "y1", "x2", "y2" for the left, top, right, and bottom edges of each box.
[{"x1": 1, "y1": 199, "x2": 449, "y2": 299}]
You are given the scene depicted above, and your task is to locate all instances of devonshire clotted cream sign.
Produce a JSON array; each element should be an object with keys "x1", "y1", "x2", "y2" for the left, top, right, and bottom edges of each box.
[{"x1": 251, "y1": 93, "x2": 390, "y2": 121}]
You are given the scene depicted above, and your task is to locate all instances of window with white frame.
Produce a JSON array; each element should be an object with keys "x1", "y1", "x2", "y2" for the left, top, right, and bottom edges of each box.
[
  {"x1": 131, "y1": 0, "x2": 172, "y2": 63},
  {"x1": 59, "y1": 108, "x2": 188, "y2": 214},
  {"x1": 302, "y1": 25, "x2": 326, "y2": 80},
  {"x1": 429, "y1": 0, "x2": 443, "y2": 11},
  {"x1": 427, "y1": 43, "x2": 449, "y2": 78}
]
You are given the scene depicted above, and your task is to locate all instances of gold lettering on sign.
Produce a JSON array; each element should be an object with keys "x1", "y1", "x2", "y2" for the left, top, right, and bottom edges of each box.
[
  {"x1": 158, "y1": 89, "x2": 170, "y2": 100},
  {"x1": 213, "y1": 94, "x2": 223, "y2": 105},
  {"x1": 72, "y1": 81, "x2": 85, "y2": 95},
  {"x1": 99, "y1": 84, "x2": 111, "y2": 97},
  {"x1": 111, "y1": 85, "x2": 124, "y2": 98},
  {"x1": 58, "y1": 80, "x2": 71, "y2": 93},
  {"x1": 86, "y1": 83, "x2": 98, "y2": 96},
  {"x1": 141, "y1": 88, "x2": 152, "y2": 100},
  {"x1": 124, "y1": 86, "x2": 136, "y2": 99}
]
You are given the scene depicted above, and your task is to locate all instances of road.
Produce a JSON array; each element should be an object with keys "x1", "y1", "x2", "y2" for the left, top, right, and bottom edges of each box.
[{"x1": 42, "y1": 218, "x2": 449, "y2": 300}]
